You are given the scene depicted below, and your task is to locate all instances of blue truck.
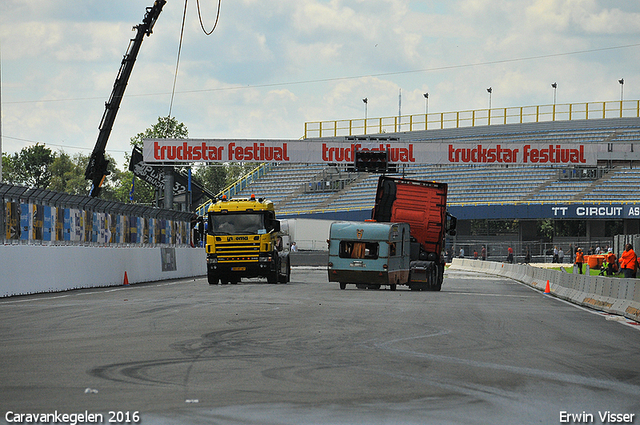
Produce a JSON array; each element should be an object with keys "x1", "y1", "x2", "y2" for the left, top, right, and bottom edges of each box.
[{"x1": 328, "y1": 221, "x2": 411, "y2": 290}]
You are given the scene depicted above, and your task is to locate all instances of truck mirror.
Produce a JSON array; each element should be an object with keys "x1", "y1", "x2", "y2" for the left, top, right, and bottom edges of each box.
[
  {"x1": 272, "y1": 220, "x2": 281, "y2": 233},
  {"x1": 446, "y1": 213, "x2": 457, "y2": 233}
]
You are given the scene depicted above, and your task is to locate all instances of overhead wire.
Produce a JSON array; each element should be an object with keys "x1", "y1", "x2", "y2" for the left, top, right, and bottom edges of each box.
[
  {"x1": 168, "y1": 0, "x2": 222, "y2": 118},
  {"x1": 5, "y1": 41, "x2": 640, "y2": 106},
  {"x1": 168, "y1": 0, "x2": 188, "y2": 118}
]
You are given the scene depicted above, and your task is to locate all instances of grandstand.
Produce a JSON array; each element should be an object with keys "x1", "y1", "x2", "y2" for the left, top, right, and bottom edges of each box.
[
  {"x1": 204, "y1": 114, "x2": 640, "y2": 260},
  {"x1": 232, "y1": 162, "x2": 639, "y2": 215},
  {"x1": 226, "y1": 117, "x2": 640, "y2": 218}
]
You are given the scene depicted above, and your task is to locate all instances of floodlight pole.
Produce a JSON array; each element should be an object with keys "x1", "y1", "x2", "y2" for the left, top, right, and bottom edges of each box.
[
  {"x1": 423, "y1": 92, "x2": 429, "y2": 115},
  {"x1": 0, "y1": 41, "x2": 3, "y2": 183},
  {"x1": 619, "y1": 78, "x2": 624, "y2": 102}
]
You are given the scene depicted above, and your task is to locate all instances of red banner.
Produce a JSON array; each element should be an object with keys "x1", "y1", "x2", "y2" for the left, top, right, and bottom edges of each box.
[{"x1": 143, "y1": 138, "x2": 597, "y2": 165}]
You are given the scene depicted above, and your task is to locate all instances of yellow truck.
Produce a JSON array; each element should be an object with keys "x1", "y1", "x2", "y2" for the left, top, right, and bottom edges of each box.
[{"x1": 205, "y1": 195, "x2": 290, "y2": 284}]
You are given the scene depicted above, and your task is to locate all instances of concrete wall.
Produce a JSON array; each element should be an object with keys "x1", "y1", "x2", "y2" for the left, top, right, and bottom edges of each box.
[
  {"x1": 449, "y1": 259, "x2": 640, "y2": 323},
  {"x1": 0, "y1": 245, "x2": 206, "y2": 297}
]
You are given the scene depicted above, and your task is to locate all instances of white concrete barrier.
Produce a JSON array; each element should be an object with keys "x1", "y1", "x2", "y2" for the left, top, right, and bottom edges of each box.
[
  {"x1": 0, "y1": 244, "x2": 206, "y2": 297},
  {"x1": 449, "y1": 259, "x2": 640, "y2": 323}
]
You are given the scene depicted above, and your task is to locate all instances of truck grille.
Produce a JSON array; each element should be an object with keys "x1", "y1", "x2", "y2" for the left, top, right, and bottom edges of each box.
[{"x1": 215, "y1": 239, "x2": 261, "y2": 262}]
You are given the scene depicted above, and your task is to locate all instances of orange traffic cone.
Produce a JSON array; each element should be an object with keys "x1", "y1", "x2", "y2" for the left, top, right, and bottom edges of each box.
[
  {"x1": 544, "y1": 279, "x2": 550, "y2": 294},
  {"x1": 123, "y1": 271, "x2": 129, "y2": 286}
]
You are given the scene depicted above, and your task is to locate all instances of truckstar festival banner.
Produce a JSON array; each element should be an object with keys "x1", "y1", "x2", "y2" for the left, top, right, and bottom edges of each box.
[{"x1": 143, "y1": 138, "x2": 598, "y2": 166}]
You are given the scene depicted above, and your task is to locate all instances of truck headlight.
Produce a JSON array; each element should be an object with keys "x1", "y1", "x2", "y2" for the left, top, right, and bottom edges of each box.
[
  {"x1": 207, "y1": 257, "x2": 218, "y2": 264},
  {"x1": 259, "y1": 256, "x2": 272, "y2": 262}
]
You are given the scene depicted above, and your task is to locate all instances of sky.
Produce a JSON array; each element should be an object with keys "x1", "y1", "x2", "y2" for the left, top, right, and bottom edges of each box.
[{"x1": 1, "y1": 0, "x2": 640, "y2": 170}]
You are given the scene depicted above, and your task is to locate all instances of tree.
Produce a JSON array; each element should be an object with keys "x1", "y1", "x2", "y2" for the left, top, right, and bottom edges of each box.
[
  {"x1": 4, "y1": 143, "x2": 54, "y2": 188},
  {"x1": 129, "y1": 116, "x2": 188, "y2": 148},
  {"x1": 126, "y1": 116, "x2": 189, "y2": 205},
  {"x1": 538, "y1": 219, "x2": 554, "y2": 242},
  {"x1": 1, "y1": 153, "x2": 19, "y2": 185},
  {"x1": 49, "y1": 152, "x2": 91, "y2": 195}
]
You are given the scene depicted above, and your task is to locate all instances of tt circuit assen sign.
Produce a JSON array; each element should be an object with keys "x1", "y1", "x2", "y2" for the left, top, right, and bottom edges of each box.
[
  {"x1": 450, "y1": 203, "x2": 640, "y2": 220},
  {"x1": 143, "y1": 138, "x2": 598, "y2": 166}
]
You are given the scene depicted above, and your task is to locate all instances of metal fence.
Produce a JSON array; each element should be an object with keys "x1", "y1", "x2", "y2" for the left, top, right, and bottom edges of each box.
[
  {"x1": 304, "y1": 99, "x2": 640, "y2": 138},
  {"x1": 1, "y1": 183, "x2": 195, "y2": 246},
  {"x1": 448, "y1": 238, "x2": 616, "y2": 264}
]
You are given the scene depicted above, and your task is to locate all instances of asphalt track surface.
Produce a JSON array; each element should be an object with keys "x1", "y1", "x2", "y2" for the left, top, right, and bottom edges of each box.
[{"x1": 1, "y1": 267, "x2": 639, "y2": 425}]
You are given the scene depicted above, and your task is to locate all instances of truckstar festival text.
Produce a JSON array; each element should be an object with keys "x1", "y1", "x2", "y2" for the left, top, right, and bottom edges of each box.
[{"x1": 144, "y1": 139, "x2": 595, "y2": 166}]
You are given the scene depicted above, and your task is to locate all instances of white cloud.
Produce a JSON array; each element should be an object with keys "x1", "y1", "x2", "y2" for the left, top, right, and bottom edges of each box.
[{"x1": 1, "y1": 0, "x2": 639, "y2": 170}]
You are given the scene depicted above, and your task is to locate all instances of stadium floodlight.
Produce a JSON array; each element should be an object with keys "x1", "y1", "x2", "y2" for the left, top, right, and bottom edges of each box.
[
  {"x1": 619, "y1": 78, "x2": 624, "y2": 102},
  {"x1": 362, "y1": 97, "x2": 368, "y2": 123}
]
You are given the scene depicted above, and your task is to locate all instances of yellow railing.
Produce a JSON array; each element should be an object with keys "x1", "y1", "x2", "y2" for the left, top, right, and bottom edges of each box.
[
  {"x1": 304, "y1": 100, "x2": 640, "y2": 139},
  {"x1": 195, "y1": 163, "x2": 274, "y2": 216}
]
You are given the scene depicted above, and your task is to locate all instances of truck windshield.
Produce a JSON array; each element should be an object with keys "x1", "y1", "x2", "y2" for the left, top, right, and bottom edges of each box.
[{"x1": 208, "y1": 212, "x2": 266, "y2": 235}]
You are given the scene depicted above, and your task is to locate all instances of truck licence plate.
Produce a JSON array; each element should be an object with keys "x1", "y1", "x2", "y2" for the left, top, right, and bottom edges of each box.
[{"x1": 231, "y1": 267, "x2": 246, "y2": 271}]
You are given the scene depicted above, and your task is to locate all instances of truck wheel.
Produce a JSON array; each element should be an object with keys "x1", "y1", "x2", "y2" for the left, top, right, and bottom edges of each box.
[
  {"x1": 278, "y1": 257, "x2": 290, "y2": 284},
  {"x1": 426, "y1": 265, "x2": 442, "y2": 291},
  {"x1": 207, "y1": 272, "x2": 219, "y2": 285},
  {"x1": 390, "y1": 284, "x2": 397, "y2": 291},
  {"x1": 267, "y1": 270, "x2": 278, "y2": 284},
  {"x1": 339, "y1": 282, "x2": 346, "y2": 290}
]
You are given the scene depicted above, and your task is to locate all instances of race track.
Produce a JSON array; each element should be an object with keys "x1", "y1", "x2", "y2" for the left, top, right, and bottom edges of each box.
[{"x1": 1, "y1": 267, "x2": 639, "y2": 425}]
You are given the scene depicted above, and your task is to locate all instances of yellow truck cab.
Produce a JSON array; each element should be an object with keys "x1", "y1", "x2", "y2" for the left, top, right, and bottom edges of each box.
[{"x1": 206, "y1": 195, "x2": 290, "y2": 285}]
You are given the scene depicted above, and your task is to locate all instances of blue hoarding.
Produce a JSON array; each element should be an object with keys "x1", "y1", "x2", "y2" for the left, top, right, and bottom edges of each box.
[{"x1": 449, "y1": 203, "x2": 640, "y2": 220}]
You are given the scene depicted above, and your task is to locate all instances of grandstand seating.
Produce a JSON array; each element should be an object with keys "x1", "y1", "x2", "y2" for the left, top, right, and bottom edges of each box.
[{"x1": 231, "y1": 122, "x2": 640, "y2": 215}]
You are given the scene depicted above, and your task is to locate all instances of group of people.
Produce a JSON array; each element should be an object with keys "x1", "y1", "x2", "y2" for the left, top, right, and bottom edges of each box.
[
  {"x1": 450, "y1": 246, "x2": 488, "y2": 262},
  {"x1": 574, "y1": 243, "x2": 638, "y2": 278},
  {"x1": 551, "y1": 246, "x2": 565, "y2": 263}
]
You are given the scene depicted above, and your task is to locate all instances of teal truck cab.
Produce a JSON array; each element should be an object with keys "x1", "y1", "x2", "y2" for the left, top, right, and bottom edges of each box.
[{"x1": 328, "y1": 221, "x2": 411, "y2": 291}]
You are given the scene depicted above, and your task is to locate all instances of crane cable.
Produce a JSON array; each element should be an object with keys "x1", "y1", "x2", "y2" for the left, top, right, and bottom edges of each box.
[
  {"x1": 168, "y1": 0, "x2": 221, "y2": 118},
  {"x1": 197, "y1": 0, "x2": 222, "y2": 35}
]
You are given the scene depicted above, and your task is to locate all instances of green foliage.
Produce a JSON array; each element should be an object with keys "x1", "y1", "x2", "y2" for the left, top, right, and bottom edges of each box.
[
  {"x1": 538, "y1": 219, "x2": 554, "y2": 242},
  {"x1": 193, "y1": 162, "x2": 258, "y2": 197},
  {"x1": 1, "y1": 153, "x2": 19, "y2": 184},
  {"x1": 2, "y1": 116, "x2": 259, "y2": 210},
  {"x1": 110, "y1": 171, "x2": 155, "y2": 205},
  {"x1": 6, "y1": 143, "x2": 54, "y2": 188},
  {"x1": 129, "y1": 116, "x2": 189, "y2": 148},
  {"x1": 48, "y1": 152, "x2": 90, "y2": 195},
  {"x1": 193, "y1": 164, "x2": 228, "y2": 195},
  {"x1": 125, "y1": 116, "x2": 191, "y2": 204}
]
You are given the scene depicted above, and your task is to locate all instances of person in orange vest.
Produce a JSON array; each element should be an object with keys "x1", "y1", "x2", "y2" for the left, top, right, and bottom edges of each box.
[
  {"x1": 574, "y1": 248, "x2": 584, "y2": 274},
  {"x1": 605, "y1": 249, "x2": 617, "y2": 276},
  {"x1": 619, "y1": 244, "x2": 637, "y2": 279}
]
